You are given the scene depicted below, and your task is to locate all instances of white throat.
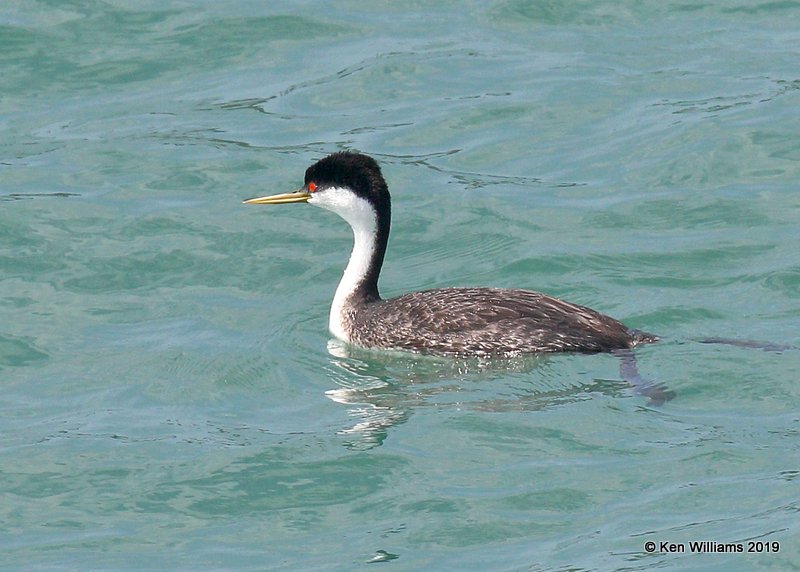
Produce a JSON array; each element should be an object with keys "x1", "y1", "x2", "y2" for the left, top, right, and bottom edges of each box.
[{"x1": 309, "y1": 187, "x2": 378, "y2": 342}]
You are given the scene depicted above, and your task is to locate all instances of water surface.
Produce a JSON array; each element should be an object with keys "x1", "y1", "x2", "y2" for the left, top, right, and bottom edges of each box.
[{"x1": 2, "y1": 1, "x2": 799, "y2": 570}]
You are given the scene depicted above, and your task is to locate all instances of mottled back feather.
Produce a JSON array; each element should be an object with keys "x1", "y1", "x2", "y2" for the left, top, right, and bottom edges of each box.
[{"x1": 344, "y1": 287, "x2": 656, "y2": 357}]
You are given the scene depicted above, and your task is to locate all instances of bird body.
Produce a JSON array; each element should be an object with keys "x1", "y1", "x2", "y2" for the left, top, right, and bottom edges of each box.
[{"x1": 341, "y1": 286, "x2": 655, "y2": 357}]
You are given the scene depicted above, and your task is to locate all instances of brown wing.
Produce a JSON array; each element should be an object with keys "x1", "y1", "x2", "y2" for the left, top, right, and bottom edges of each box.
[{"x1": 352, "y1": 287, "x2": 645, "y2": 356}]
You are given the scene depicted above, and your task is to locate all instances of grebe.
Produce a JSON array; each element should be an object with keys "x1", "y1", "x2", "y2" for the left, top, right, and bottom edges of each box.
[{"x1": 245, "y1": 152, "x2": 657, "y2": 357}]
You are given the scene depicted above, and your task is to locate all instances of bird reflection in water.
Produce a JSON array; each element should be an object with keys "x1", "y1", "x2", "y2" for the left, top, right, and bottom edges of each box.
[{"x1": 323, "y1": 340, "x2": 673, "y2": 450}]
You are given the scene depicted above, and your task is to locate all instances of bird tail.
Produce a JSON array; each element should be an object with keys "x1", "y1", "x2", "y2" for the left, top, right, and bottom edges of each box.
[{"x1": 628, "y1": 329, "x2": 659, "y2": 346}]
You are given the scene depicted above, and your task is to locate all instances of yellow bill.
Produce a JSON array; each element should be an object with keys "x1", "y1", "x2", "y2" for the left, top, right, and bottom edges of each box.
[{"x1": 243, "y1": 189, "x2": 310, "y2": 205}]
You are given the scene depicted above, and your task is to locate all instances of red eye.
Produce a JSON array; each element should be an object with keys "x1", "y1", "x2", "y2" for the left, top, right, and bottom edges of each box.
[{"x1": 308, "y1": 182, "x2": 317, "y2": 193}]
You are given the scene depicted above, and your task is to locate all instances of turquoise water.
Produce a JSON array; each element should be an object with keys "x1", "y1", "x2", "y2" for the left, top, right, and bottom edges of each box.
[{"x1": 2, "y1": 1, "x2": 799, "y2": 570}]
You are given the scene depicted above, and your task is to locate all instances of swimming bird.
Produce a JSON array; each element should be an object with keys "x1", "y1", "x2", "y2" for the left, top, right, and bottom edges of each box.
[{"x1": 244, "y1": 152, "x2": 657, "y2": 358}]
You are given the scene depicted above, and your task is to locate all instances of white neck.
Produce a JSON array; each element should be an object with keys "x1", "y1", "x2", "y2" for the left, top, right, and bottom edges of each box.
[{"x1": 309, "y1": 187, "x2": 379, "y2": 342}]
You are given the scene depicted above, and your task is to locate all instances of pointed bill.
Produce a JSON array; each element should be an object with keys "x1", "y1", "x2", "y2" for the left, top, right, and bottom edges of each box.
[{"x1": 243, "y1": 189, "x2": 310, "y2": 205}]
